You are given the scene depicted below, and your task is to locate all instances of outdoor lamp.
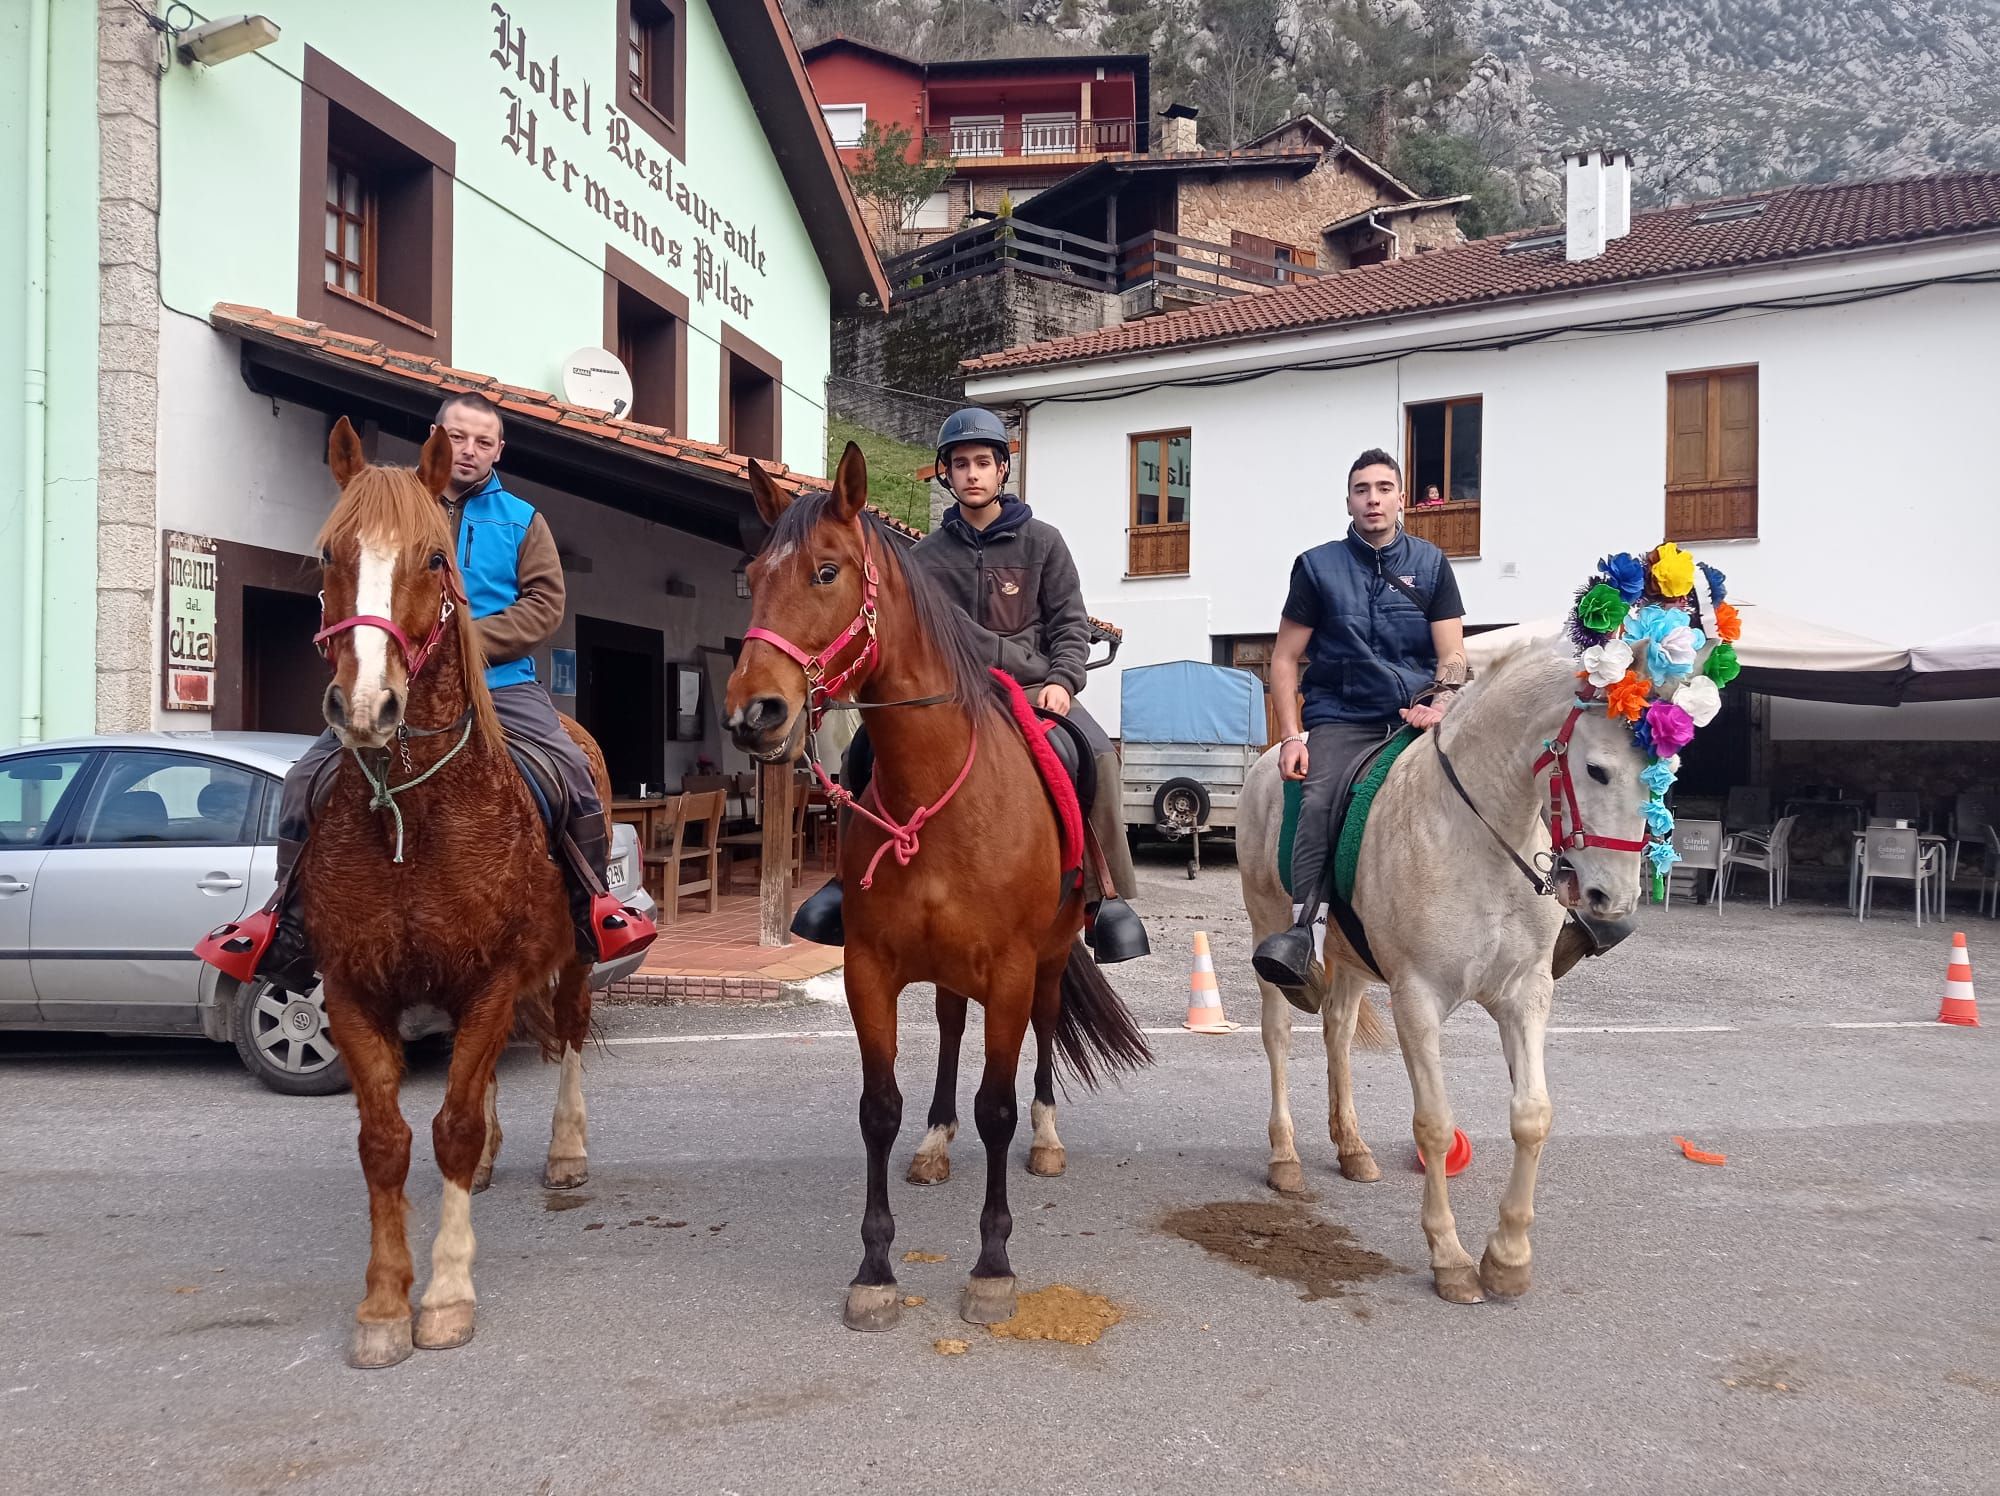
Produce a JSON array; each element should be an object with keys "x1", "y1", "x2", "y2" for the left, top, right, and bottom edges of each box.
[
  {"x1": 734, "y1": 557, "x2": 752, "y2": 600},
  {"x1": 176, "y1": 14, "x2": 280, "y2": 66}
]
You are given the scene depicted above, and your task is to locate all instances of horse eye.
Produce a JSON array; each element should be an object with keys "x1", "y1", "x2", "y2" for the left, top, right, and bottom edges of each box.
[
  {"x1": 1587, "y1": 764, "x2": 1610, "y2": 785},
  {"x1": 814, "y1": 562, "x2": 840, "y2": 586},
  {"x1": 428, "y1": 551, "x2": 447, "y2": 571},
  {"x1": 319, "y1": 548, "x2": 332, "y2": 565}
]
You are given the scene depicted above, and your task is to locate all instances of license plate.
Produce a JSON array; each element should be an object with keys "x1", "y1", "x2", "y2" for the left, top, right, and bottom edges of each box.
[{"x1": 606, "y1": 855, "x2": 630, "y2": 890}]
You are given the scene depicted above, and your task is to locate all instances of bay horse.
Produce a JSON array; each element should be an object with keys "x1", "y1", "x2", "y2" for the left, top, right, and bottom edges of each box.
[
  {"x1": 1239, "y1": 638, "x2": 1648, "y2": 1303},
  {"x1": 726, "y1": 445, "x2": 1151, "y2": 1331},
  {"x1": 307, "y1": 418, "x2": 603, "y2": 1367}
]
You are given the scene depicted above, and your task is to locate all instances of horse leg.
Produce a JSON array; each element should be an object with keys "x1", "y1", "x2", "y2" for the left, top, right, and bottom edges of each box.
[
  {"x1": 907, "y1": 987, "x2": 966, "y2": 1186},
  {"x1": 844, "y1": 950, "x2": 905, "y2": 1332},
  {"x1": 472, "y1": 1076, "x2": 501, "y2": 1194},
  {"x1": 1026, "y1": 955, "x2": 1066, "y2": 1178},
  {"x1": 414, "y1": 987, "x2": 515, "y2": 1351},
  {"x1": 1256, "y1": 965, "x2": 1305, "y2": 1194},
  {"x1": 961, "y1": 965, "x2": 1032, "y2": 1326},
  {"x1": 322, "y1": 990, "x2": 415, "y2": 1369},
  {"x1": 1323, "y1": 966, "x2": 1381, "y2": 1183},
  {"x1": 544, "y1": 961, "x2": 591, "y2": 1189},
  {"x1": 1481, "y1": 985, "x2": 1554, "y2": 1299},
  {"x1": 1392, "y1": 983, "x2": 1483, "y2": 1304}
]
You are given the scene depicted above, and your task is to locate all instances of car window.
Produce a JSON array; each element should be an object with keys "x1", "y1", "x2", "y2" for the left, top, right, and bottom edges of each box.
[
  {"x1": 0, "y1": 753, "x2": 91, "y2": 847},
  {"x1": 73, "y1": 752, "x2": 262, "y2": 847}
]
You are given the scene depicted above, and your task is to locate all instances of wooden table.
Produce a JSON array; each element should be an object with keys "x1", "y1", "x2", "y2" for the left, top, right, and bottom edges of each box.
[{"x1": 609, "y1": 796, "x2": 676, "y2": 852}]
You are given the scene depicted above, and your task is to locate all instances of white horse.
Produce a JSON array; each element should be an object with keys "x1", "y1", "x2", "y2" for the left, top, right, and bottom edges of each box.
[{"x1": 1239, "y1": 638, "x2": 1647, "y2": 1303}]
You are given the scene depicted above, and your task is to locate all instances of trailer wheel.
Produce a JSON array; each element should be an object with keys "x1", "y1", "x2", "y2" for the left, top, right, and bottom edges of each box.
[{"x1": 1152, "y1": 778, "x2": 1210, "y2": 835}]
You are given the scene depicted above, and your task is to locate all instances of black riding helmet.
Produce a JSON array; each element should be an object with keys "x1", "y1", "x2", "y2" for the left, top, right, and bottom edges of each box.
[{"x1": 934, "y1": 407, "x2": 1010, "y2": 497}]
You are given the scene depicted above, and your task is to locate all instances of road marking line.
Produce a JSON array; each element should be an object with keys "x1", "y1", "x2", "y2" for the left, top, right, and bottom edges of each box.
[{"x1": 1825, "y1": 1020, "x2": 1948, "y2": 1029}]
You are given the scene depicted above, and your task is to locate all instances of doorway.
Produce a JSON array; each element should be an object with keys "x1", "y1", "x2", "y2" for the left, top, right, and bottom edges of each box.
[
  {"x1": 242, "y1": 587, "x2": 328, "y2": 734},
  {"x1": 575, "y1": 615, "x2": 664, "y2": 796}
]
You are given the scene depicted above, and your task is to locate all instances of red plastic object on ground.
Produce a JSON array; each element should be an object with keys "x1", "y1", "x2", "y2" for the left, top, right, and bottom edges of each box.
[{"x1": 1414, "y1": 1128, "x2": 1473, "y2": 1177}]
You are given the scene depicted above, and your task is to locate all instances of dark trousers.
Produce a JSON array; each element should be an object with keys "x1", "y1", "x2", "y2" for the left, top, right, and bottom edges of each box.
[
  {"x1": 1290, "y1": 720, "x2": 1401, "y2": 914},
  {"x1": 278, "y1": 681, "x2": 604, "y2": 870}
]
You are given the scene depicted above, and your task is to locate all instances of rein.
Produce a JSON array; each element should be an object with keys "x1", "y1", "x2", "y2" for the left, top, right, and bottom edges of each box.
[{"x1": 349, "y1": 709, "x2": 476, "y2": 864}]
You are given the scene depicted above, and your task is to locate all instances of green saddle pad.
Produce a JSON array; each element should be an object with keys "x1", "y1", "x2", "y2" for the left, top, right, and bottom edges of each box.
[{"x1": 1277, "y1": 728, "x2": 1421, "y2": 902}]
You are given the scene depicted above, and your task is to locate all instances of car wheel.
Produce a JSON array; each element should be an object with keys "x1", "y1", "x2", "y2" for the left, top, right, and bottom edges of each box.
[
  {"x1": 232, "y1": 977, "x2": 350, "y2": 1096},
  {"x1": 1153, "y1": 777, "x2": 1210, "y2": 835}
]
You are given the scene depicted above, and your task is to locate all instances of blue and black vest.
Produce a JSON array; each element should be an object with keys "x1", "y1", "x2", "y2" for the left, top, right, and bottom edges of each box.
[
  {"x1": 1297, "y1": 527, "x2": 1446, "y2": 728},
  {"x1": 451, "y1": 471, "x2": 539, "y2": 690}
]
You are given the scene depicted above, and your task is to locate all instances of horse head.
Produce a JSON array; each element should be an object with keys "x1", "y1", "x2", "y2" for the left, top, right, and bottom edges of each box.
[
  {"x1": 315, "y1": 416, "x2": 479, "y2": 750},
  {"x1": 1546, "y1": 701, "x2": 1649, "y2": 921},
  {"x1": 725, "y1": 443, "x2": 875, "y2": 762}
]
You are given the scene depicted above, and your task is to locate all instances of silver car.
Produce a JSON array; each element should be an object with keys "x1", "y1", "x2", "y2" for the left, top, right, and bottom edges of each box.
[{"x1": 0, "y1": 732, "x2": 654, "y2": 1096}]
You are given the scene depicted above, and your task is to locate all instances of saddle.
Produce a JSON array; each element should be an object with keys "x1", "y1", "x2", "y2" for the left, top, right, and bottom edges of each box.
[{"x1": 1278, "y1": 727, "x2": 1420, "y2": 980}]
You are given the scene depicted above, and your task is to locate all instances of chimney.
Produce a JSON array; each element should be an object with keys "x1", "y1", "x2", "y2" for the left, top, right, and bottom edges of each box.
[
  {"x1": 1157, "y1": 103, "x2": 1198, "y2": 155},
  {"x1": 1603, "y1": 149, "x2": 1632, "y2": 241},
  {"x1": 1565, "y1": 149, "x2": 1605, "y2": 261}
]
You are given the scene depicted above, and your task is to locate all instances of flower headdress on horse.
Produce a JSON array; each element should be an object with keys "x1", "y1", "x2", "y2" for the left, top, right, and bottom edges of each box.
[{"x1": 1565, "y1": 542, "x2": 1743, "y2": 900}]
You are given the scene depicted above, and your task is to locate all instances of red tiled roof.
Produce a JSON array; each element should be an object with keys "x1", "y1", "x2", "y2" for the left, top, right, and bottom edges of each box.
[
  {"x1": 964, "y1": 171, "x2": 2000, "y2": 376},
  {"x1": 210, "y1": 303, "x2": 923, "y2": 540}
]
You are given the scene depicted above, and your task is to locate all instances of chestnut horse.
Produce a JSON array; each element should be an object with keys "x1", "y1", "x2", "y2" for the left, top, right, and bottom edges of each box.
[
  {"x1": 309, "y1": 418, "x2": 602, "y2": 1368},
  {"x1": 726, "y1": 446, "x2": 1151, "y2": 1331}
]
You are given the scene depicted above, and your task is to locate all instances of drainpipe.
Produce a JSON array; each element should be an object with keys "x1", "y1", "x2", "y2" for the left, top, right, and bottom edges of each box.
[
  {"x1": 1366, "y1": 209, "x2": 1400, "y2": 263},
  {"x1": 19, "y1": 0, "x2": 50, "y2": 743}
]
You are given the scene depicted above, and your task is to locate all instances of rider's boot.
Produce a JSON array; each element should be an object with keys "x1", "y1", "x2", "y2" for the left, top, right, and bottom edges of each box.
[
  {"x1": 567, "y1": 815, "x2": 656, "y2": 964},
  {"x1": 1251, "y1": 903, "x2": 1324, "y2": 1015},
  {"x1": 1084, "y1": 897, "x2": 1150, "y2": 963},
  {"x1": 791, "y1": 876, "x2": 845, "y2": 946},
  {"x1": 195, "y1": 834, "x2": 318, "y2": 992},
  {"x1": 1551, "y1": 910, "x2": 1636, "y2": 979}
]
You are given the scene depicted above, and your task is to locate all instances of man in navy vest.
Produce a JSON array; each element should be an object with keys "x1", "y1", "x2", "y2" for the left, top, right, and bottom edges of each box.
[
  {"x1": 254, "y1": 393, "x2": 615, "y2": 990},
  {"x1": 1251, "y1": 448, "x2": 1467, "y2": 1004}
]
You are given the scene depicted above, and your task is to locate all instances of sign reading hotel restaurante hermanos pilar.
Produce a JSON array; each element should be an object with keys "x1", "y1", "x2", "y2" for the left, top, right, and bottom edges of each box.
[{"x1": 490, "y1": 4, "x2": 767, "y2": 320}]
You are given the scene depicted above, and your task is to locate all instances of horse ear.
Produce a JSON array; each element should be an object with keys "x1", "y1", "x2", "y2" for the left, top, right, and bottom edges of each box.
[
  {"x1": 416, "y1": 425, "x2": 453, "y2": 497},
  {"x1": 746, "y1": 458, "x2": 791, "y2": 528},
  {"x1": 328, "y1": 416, "x2": 366, "y2": 487},
  {"x1": 829, "y1": 441, "x2": 869, "y2": 525}
]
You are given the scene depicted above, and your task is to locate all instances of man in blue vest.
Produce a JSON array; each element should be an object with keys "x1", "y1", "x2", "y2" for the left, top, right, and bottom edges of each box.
[
  {"x1": 252, "y1": 393, "x2": 618, "y2": 990},
  {"x1": 1251, "y1": 448, "x2": 1467, "y2": 1004}
]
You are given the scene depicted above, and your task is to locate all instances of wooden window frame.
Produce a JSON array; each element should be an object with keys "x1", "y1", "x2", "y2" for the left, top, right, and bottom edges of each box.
[
  {"x1": 603, "y1": 245, "x2": 689, "y2": 435},
  {"x1": 720, "y1": 325, "x2": 783, "y2": 463},
  {"x1": 1401, "y1": 395, "x2": 1482, "y2": 559},
  {"x1": 297, "y1": 49, "x2": 454, "y2": 360},
  {"x1": 323, "y1": 155, "x2": 375, "y2": 301},
  {"x1": 1665, "y1": 365, "x2": 1759, "y2": 542},
  {"x1": 617, "y1": 0, "x2": 686, "y2": 163},
  {"x1": 1126, "y1": 428, "x2": 1191, "y2": 578}
]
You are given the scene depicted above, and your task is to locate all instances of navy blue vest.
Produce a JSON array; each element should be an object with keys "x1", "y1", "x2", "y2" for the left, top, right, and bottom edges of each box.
[
  {"x1": 453, "y1": 472, "x2": 540, "y2": 690},
  {"x1": 1297, "y1": 528, "x2": 1445, "y2": 727}
]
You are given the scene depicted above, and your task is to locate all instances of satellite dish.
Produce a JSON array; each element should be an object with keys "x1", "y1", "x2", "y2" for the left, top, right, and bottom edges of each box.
[{"x1": 561, "y1": 347, "x2": 635, "y2": 419}]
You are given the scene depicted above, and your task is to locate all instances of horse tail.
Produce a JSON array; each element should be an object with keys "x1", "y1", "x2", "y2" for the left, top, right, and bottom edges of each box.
[
  {"x1": 1304, "y1": 961, "x2": 1393, "y2": 1051},
  {"x1": 1053, "y1": 941, "x2": 1153, "y2": 1092}
]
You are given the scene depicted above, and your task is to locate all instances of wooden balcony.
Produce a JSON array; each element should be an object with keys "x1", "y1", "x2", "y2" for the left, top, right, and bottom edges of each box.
[
  {"x1": 1127, "y1": 524, "x2": 1189, "y2": 577},
  {"x1": 1666, "y1": 484, "x2": 1757, "y2": 542},
  {"x1": 922, "y1": 117, "x2": 1141, "y2": 161},
  {"x1": 1403, "y1": 499, "x2": 1480, "y2": 558}
]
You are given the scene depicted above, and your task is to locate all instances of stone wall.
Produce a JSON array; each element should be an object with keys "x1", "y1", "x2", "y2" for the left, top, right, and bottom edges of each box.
[
  {"x1": 96, "y1": 0, "x2": 160, "y2": 732},
  {"x1": 1767, "y1": 737, "x2": 2000, "y2": 870},
  {"x1": 1175, "y1": 156, "x2": 1389, "y2": 265},
  {"x1": 1404, "y1": 205, "x2": 1465, "y2": 254}
]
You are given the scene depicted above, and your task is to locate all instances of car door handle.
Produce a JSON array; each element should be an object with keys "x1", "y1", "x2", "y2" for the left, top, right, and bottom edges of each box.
[
  {"x1": 197, "y1": 874, "x2": 246, "y2": 892},
  {"x1": 0, "y1": 877, "x2": 27, "y2": 896}
]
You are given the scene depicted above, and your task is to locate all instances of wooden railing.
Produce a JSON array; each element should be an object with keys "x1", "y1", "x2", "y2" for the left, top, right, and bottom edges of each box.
[
  {"x1": 922, "y1": 117, "x2": 1142, "y2": 159},
  {"x1": 1666, "y1": 484, "x2": 1757, "y2": 542},
  {"x1": 1120, "y1": 230, "x2": 1326, "y2": 298},
  {"x1": 1403, "y1": 499, "x2": 1480, "y2": 558},
  {"x1": 1127, "y1": 524, "x2": 1190, "y2": 577}
]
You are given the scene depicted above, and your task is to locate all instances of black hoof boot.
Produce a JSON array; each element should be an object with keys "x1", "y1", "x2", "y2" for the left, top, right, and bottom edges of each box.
[
  {"x1": 791, "y1": 878, "x2": 845, "y2": 946},
  {"x1": 1552, "y1": 911, "x2": 1636, "y2": 979},
  {"x1": 1085, "y1": 898, "x2": 1150, "y2": 963},
  {"x1": 259, "y1": 919, "x2": 320, "y2": 994},
  {"x1": 1251, "y1": 924, "x2": 1317, "y2": 995}
]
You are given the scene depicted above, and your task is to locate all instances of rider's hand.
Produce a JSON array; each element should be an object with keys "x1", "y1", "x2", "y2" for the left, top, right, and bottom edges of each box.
[
  {"x1": 1279, "y1": 737, "x2": 1309, "y2": 780},
  {"x1": 1400, "y1": 703, "x2": 1446, "y2": 730},
  {"x1": 1037, "y1": 683, "x2": 1072, "y2": 715}
]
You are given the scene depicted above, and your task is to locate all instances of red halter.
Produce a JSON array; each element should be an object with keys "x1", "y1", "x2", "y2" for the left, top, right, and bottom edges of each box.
[
  {"x1": 1531, "y1": 704, "x2": 1649, "y2": 855},
  {"x1": 742, "y1": 541, "x2": 882, "y2": 732},
  {"x1": 314, "y1": 568, "x2": 463, "y2": 682}
]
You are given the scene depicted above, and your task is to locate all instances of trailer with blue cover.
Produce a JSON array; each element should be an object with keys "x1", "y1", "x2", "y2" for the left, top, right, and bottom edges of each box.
[{"x1": 1118, "y1": 661, "x2": 1268, "y2": 877}]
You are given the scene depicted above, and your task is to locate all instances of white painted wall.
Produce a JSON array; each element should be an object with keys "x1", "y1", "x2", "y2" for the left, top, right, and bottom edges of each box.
[{"x1": 992, "y1": 269, "x2": 2000, "y2": 738}]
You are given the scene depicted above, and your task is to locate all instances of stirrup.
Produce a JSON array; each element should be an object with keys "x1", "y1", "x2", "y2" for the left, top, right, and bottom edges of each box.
[
  {"x1": 790, "y1": 878, "x2": 845, "y2": 946},
  {"x1": 590, "y1": 894, "x2": 657, "y2": 964},
  {"x1": 1085, "y1": 898, "x2": 1150, "y2": 964},
  {"x1": 196, "y1": 911, "x2": 276, "y2": 984},
  {"x1": 1251, "y1": 924, "x2": 1317, "y2": 995}
]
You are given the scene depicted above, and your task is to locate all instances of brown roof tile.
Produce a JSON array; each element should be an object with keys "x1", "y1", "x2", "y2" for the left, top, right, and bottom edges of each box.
[{"x1": 965, "y1": 170, "x2": 2000, "y2": 376}]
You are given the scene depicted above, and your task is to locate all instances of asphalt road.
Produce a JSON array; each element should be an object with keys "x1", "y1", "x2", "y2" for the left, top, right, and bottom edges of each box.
[{"x1": 3, "y1": 852, "x2": 1996, "y2": 1495}]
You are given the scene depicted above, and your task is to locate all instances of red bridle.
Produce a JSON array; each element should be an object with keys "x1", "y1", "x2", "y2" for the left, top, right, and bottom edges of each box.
[
  {"x1": 1532, "y1": 704, "x2": 1649, "y2": 855},
  {"x1": 742, "y1": 539, "x2": 882, "y2": 733},
  {"x1": 313, "y1": 567, "x2": 464, "y2": 682}
]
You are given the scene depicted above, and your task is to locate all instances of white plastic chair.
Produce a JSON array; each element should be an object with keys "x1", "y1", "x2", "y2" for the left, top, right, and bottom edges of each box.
[
  {"x1": 1857, "y1": 826, "x2": 1943, "y2": 924},
  {"x1": 1715, "y1": 815, "x2": 1796, "y2": 908},
  {"x1": 1980, "y1": 824, "x2": 2000, "y2": 920},
  {"x1": 1948, "y1": 793, "x2": 1995, "y2": 879}
]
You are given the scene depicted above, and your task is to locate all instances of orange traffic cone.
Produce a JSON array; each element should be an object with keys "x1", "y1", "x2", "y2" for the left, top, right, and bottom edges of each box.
[
  {"x1": 1182, "y1": 931, "x2": 1238, "y2": 1033},
  {"x1": 1939, "y1": 932, "x2": 1980, "y2": 1026}
]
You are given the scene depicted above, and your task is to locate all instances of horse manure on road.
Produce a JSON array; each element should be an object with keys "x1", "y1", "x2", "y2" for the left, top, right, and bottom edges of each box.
[
  {"x1": 933, "y1": 1338, "x2": 969, "y2": 1356},
  {"x1": 1160, "y1": 1200, "x2": 1398, "y2": 1303},
  {"x1": 988, "y1": 1285, "x2": 1122, "y2": 1346}
]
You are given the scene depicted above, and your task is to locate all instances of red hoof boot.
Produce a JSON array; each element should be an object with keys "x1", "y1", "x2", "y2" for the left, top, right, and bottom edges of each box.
[
  {"x1": 591, "y1": 895, "x2": 657, "y2": 963},
  {"x1": 196, "y1": 911, "x2": 276, "y2": 983}
]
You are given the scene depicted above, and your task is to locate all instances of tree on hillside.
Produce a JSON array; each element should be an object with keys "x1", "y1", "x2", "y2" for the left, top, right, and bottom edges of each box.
[
  {"x1": 1293, "y1": 0, "x2": 1475, "y2": 161},
  {"x1": 847, "y1": 121, "x2": 956, "y2": 255},
  {"x1": 1390, "y1": 128, "x2": 1522, "y2": 238},
  {"x1": 1199, "y1": 0, "x2": 1292, "y2": 147}
]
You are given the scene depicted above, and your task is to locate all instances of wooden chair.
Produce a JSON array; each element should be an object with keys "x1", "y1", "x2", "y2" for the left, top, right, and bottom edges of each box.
[
  {"x1": 789, "y1": 772, "x2": 813, "y2": 885},
  {"x1": 644, "y1": 789, "x2": 725, "y2": 923}
]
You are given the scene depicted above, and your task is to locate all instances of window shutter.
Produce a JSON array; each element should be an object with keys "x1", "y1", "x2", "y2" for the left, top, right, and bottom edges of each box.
[
  {"x1": 1713, "y1": 369, "x2": 1757, "y2": 484},
  {"x1": 1667, "y1": 375, "x2": 1710, "y2": 488}
]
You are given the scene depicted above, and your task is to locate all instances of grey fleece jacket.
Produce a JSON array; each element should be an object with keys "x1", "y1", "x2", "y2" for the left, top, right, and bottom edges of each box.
[{"x1": 908, "y1": 497, "x2": 1092, "y2": 696}]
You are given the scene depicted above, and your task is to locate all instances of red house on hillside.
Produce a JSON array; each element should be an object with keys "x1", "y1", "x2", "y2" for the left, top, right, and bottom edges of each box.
[{"x1": 802, "y1": 36, "x2": 1149, "y2": 240}]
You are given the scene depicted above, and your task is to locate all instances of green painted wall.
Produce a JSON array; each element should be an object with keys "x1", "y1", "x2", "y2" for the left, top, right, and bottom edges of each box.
[
  {"x1": 158, "y1": 0, "x2": 832, "y2": 474},
  {"x1": 0, "y1": 0, "x2": 102, "y2": 749}
]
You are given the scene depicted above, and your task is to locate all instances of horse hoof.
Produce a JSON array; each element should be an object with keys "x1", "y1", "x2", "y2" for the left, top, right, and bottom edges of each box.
[
  {"x1": 348, "y1": 1317, "x2": 414, "y2": 1369},
  {"x1": 843, "y1": 1282, "x2": 902, "y2": 1333},
  {"x1": 960, "y1": 1274, "x2": 1017, "y2": 1326},
  {"x1": 471, "y1": 1166, "x2": 494, "y2": 1194},
  {"x1": 414, "y1": 1300, "x2": 476, "y2": 1350},
  {"x1": 1480, "y1": 1248, "x2": 1533, "y2": 1299},
  {"x1": 906, "y1": 1153, "x2": 951, "y2": 1186},
  {"x1": 1433, "y1": 1265, "x2": 1485, "y2": 1305},
  {"x1": 543, "y1": 1157, "x2": 589, "y2": 1190},
  {"x1": 1339, "y1": 1150, "x2": 1382, "y2": 1184},
  {"x1": 1026, "y1": 1145, "x2": 1067, "y2": 1177},
  {"x1": 1267, "y1": 1159, "x2": 1306, "y2": 1195}
]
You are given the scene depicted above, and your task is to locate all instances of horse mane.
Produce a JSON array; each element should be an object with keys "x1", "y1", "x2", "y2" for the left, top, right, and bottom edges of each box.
[
  {"x1": 316, "y1": 464, "x2": 503, "y2": 753},
  {"x1": 767, "y1": 493, "x2": 999, "y2": 720},
  {"x1": 1439, "y1": 635, "x2": 1581, "y2": 755}
]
